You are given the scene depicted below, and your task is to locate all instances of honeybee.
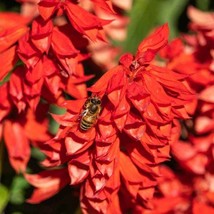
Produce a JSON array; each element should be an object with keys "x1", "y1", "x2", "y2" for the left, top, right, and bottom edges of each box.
[{"x1": 80, "y1": 96, "x2": 102, "y2": 131}]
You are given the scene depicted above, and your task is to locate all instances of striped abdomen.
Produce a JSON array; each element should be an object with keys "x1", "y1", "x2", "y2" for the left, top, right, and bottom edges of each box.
[{"x1": 80, "y1": 114, "x2": 97, "y2": 131}]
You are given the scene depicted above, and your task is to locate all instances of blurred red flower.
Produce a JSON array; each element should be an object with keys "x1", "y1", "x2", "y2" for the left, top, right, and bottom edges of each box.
[
  {"x1": 83, "y1": 0, "x2": 132, "y2": 70},
  {"x1": 143, "y1": 165, "x2": 214, "y2": 214},
  {"x1": 149, "y1": 6, "x2": 214, "y2": 214},
  {"x1": 0, "y1": 12, "x2": 29, "y2": 81},
  {"x1": 26, "y1": 24, "x2": 194, "y2": 213},
  {"x1": 1, "y1": 103, "x2": 51, "y2": 173}
]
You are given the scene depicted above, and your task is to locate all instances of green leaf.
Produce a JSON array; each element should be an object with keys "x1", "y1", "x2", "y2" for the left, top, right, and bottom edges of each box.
[
  {"x1": 10, "y1": 175, "x2": 30, "y2": 205},
  {"x1": 123, "y1": 0, "x2": 188, "y2": 53},
  {"x1": 31, "y1": 147, "x2": 46, "y2": 161},
  {"x1": 0, "y1": 61, "x2": 23, "y2": 86},
  {"x1": 49, "y1": 104, "x2": 66, "y2": 135},
  {"x1": 196, "y1": 0, "x2": 210, "y2": 11},
  {"x1": 0, "y1": 71, "x2": 12, "y2": 86},
  {"x1": 0, "y1": 184, "x2": 9, "y2": 213}
]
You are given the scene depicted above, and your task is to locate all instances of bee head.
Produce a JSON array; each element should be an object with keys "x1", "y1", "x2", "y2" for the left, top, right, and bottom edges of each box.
[{"x1": 90, "y1": 97, "x2": 101, "y2": 105}]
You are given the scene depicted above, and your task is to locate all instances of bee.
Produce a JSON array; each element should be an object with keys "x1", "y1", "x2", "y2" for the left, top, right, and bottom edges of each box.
[{"x1": 80, "y1": 96, "x2": 102, "y2": 131}]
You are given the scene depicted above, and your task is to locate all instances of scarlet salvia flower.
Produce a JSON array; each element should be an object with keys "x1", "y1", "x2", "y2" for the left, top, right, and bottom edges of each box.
[
  {"x1": 149, "y1": 7, "x2": 214, "y2": 214},
  {"x1": 26, "y1": 24, "x2": 194, "y2": 213},
  {"x1": 0, "y1": 0, "x2": 114, "y2": 174},
  {"x1": 14, "y1": 0, "x2": 114, "y2": 110},
  {"x1": 0, "y1": 84, "x2": 11, "y2": 121},
  {"x1": 1, "y1": 102, "x2": 51, "y2": 173},
  {"x1": 25, "y1": 168, "x2": 70, "y2": 203},
  {"x1": 0, "y1": 70, "x2": 53, "y2": 173},
  {"x1": 0, "y1": 12, "x2": 29, "y2": 81},
  {"x1": 144, "y1": 165, "x2": 214, "y2": 214},
  {"x1": 38, "y1": 0, "x2": 112, "y2": 41},
  {"x1": 84, "y1": 0, "x2": 132, "y2": 70}
]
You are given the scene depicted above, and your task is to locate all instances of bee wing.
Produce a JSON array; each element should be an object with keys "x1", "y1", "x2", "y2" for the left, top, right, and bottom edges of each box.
[{"x1": 80, "y1": 109, "x2": 88, "y2": 117}]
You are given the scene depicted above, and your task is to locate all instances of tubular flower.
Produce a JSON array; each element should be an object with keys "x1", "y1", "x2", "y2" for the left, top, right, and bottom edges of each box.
[
  {"x1": 26, "y1": 24, "x2": 195, "y2": 213},
  {"x1": 1, "y1": 103, "x2": 51, "y2": 173},
  {"x1": 188, "y1": 6, "x2": 214, "y2": 50},
  {"x1": 160, "y1": 6, "x2": 214, "y2": 92},
  {"x1": 38, "y1": 0, "x2": 112, "y2": 41},
  {"x1": 12, "y1": 0, "x2": 114, "y2": 110},
  {"x1": 0, "y1": 0, "x2": 114, "y2": 176},
  {"x1": 0, "y1": 12, "x2": 29, "y2": 81},
  {"x1": 133, "y1": 166, "x2": 193, "y2": 214},
  {"x1": 25, "y1": 168, "x2": 70, "y2": 204},
  {"x1": 16, "y1": 24, "x2": 87, "y2": 109},
  {"x1": 141, "y1": 165, "x2": 214, "y2": 214},
  {"x1": 82, "y1": 0, "x2": 132, "y2": 70},
  {"x1": 0, "y1": 84, "x2": 12, "y2": 121},
  {"x1": 150, "y1": 7, "x2": 214, "y2": 214}
]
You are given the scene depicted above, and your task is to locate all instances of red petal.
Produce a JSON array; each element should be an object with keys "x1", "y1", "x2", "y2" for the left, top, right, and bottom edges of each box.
[
  {"x1": 119, "y1": 152, "x2": 145, "y2": 183},
  {"x1": 193, "y1": 200, "x2": 214, "y2": 214},
  {"x1": 123, "y1": 114, "x2": 146, "y2": 141},
  {"x1": 199, "y1": 85, "x2": 214, "y2": 103},
  {"x1": 0, "y1": 84, "x2": 11, "y2": 121},
  {"x1": 52, "y1": 27, "x2": 79, "y2": 56},
  {"x1": 38, "y1": 0, "x2": 59, "y2": 20},
  {"x1": 172, "y1": 141, "x2": 196, "y2": 160},
  {"x1": 68, "y1": 151, "x2": 90, "y2": 185},
  {"x1": 195, "y1": 116, "x2": 214, "y2": 134},
  {"x1": 188, "y1": 6, "x2": 214, "y2": 30},
  {"x1": 65, "y1": 1, "x2": 111, "y2": 41},
  {"x1": 136, "y1": 24, "x2": 169, "y2": 64},
  {"x1": 4, "y1": 120, "x2": 30, "y2": 173},
  {"x1": 24, "y1": 109, "x2": 51, "y2": 142},
  {"x1": 0, "y1": 46, "x2": 18, "y2": 81},
  {"x1": 91, "y1": 0, "x2": 116, "y2": 15},
  {"x1": 25, "y1": 168, "x2": 70, "y2": 203},
  {"x1": 0, "y1": 25, "x2": 28, "y2": 52},
  {"x1": 18, "y1": 33, "x2": 41, "y2": 68},
  {"x1": 31, "y1": 17, "x2": 53, "y2": 53},
  {"x1": 89, "y1": 65, "x2": 123, "y2": 94},
  {"x1": 0, "y1": 12, "x2": 30, "y2": 28}
]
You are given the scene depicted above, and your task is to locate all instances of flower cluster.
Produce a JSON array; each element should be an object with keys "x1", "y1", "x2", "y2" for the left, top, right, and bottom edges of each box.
[
  {"x1": 25, "y1": 24, "x2": 194, "y2": 213},
  {"x1": 0, "y1": 0, "x2": 117, "y2": 173},
  {"x1": 2, "y1": 1, "x2": 212, "y2": 214},
  {"x1": 142, "y1": 6, "x2": 214, "y2": 214}
]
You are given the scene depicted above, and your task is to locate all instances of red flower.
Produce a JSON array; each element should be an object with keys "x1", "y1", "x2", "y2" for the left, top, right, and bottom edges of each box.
[
  {"x1": 16, "y1": 21, "x2": 91, "y2": 109},
  {"x1": 85, "y1": 0, "x2": 131, "y2": 70},
  {"x1": 26, "y1": 24, "x2": 194, "y2": 213},
  {"x1": 0, "y1": 84, "x2": 12, "y2": 121},
  {"x1": 15, "y1": 0, "x2": 113, "y2": 110},
  {"x1": 0, "y1": 0, "x2": 115, "y2": 175},
  {"x1": 172, "y1": 135, "x2": 213, "y2": 175},
  {"x1": 38, "y1": 0, "x2": 112, "y2": 41},
  {"x1": 195, "y1": 85, "x2": 214, "y2": 135},
  {"x1": 3, "y1": 120, "x2": 31, "y2": 173},
  {"x1": 25, "y1": 168, "x2": 70, "y2": 203},
  {"x1": 155, "y1": 7, "x2": 214, "y2": 214},
  {"x1": 145, "y1": 165, "x2": 214, "y2": 214},
  {"x1": 1, "y1": 102, "x2": 51, "y2": 173},
  {"x1": 145, "y1": 166, "x2": 193, "y2": 214},
  {"x1": 188, "y1": 6, "x2": 214, "y2": 49},
  {"x1": 0, "y1": 12, "x2": 29, "y2": 81}
]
